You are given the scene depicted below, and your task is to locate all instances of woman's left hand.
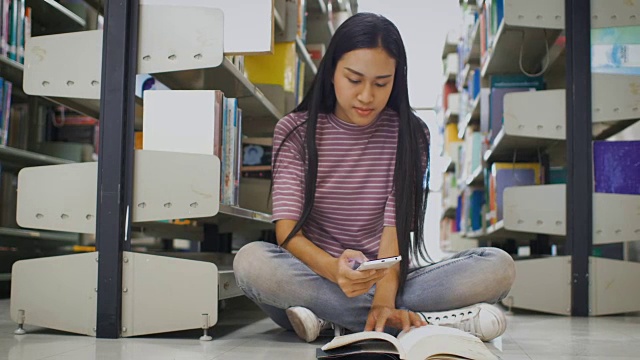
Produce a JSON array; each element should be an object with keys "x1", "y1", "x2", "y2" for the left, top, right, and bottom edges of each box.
[{"x1": 364, "y1": 305, "x2": 427, "y2": 332}]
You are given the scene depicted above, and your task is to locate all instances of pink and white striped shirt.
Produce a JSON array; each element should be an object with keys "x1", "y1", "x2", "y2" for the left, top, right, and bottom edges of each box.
[{"x1": 271, "y1": 109, "x2": 401, "y2": 260}]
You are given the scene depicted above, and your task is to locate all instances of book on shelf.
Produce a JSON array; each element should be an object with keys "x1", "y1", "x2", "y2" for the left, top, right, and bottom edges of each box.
[
  {"x1": 142, "y1": 90, "x2": 242, "y2": 206},
  {"x1": 306, "y1": 43, "x2": 325, "y2": 67},
  {"x1": 0, "y1": 77, "x2": 12, "y2": 146},
  {"x1": 1, "y1": 0, "x2": 29, "y2": 64},
  {"x1": 489, "y1": 162, "x2": 542, "y2": 225},
  {"x1": 593, "y1": 140, "x2": 640, "y2": 195},
  {"x1": 591, "y1": 25, "x2": 640, "y2": 75},
  {"x1": 488, "y1": 74, "x2": 545, "y2": 144},
  {"x1": 478, "y1": 88, "x2": 490, "y2": 134},
  {"x1": 316, "y1": 326, "x2": 498, "y2": 360},
  {"x1": 7, "y1": 103, "x2": 28, "y2": 150}
]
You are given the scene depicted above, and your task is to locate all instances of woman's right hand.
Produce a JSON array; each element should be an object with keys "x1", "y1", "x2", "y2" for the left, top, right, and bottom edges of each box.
[{"x1": 334, "y1": 249, "x2": 389, "y2": 298}]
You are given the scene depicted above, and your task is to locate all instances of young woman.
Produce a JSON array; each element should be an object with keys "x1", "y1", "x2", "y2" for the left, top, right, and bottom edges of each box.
[{"x1": 234, "y1": 12, "x2": 515, "y2": 343}]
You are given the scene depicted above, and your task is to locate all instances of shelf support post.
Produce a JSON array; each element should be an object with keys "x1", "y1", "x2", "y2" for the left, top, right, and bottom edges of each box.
[
  {"x1": 95, "y1": 0, "x2": 140, "y2": 338},
  {"x1": 565, "y1": 0, "x2": 592, "y2": 317}
]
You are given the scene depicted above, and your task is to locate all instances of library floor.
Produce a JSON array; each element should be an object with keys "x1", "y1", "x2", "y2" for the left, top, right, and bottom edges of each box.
[{"x1": 1, "y1": 296, "x2": 639, "y2": 360}]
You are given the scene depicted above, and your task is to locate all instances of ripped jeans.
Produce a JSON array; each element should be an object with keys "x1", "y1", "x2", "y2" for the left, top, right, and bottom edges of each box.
[{"x1": 233, "y1": 241, "x2": 515, "y2": 333}]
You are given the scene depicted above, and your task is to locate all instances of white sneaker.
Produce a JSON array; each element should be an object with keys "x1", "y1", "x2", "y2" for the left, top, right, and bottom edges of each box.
[
  {"x1": 286, "y1": 306, "x2": 331, "y2": 342},
  {"x1": 418, "y1": 303, "x2": 507, "y2": 342}
]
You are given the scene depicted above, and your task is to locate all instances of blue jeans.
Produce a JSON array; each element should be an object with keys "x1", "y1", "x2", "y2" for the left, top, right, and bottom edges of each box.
[{"x1": 233, "y1": 241, "x2": 515, "y2": 333}]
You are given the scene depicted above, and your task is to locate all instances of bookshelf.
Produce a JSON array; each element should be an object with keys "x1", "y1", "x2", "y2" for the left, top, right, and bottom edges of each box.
[
  {"x1": 0, "y1": 52, "x2": 103, "y2": 121},
  {"x1": 7, "y1": 0, "x2": 348, "y2": 338},
  {"x1": 440, "y1": 0, "x2": 640, "y2": 316}
]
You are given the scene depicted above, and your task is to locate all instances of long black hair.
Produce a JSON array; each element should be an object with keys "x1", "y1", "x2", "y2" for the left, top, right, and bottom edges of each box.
[{"x1": 272, "y1": 12, "x2": 431, "y2": 290}]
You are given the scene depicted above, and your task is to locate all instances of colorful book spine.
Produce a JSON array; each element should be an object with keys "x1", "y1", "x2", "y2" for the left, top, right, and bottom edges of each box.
[
  {"x1": 593, "y1": 141, "x2": 640, "y2": 195},
  {"x1": 489, "y1": 162, "x2": 542, "y2": 224},
  {"x1": 233, "y1": 108, "x2": 243, "y2": 206},
  {"x1": 488, "y1": 74, "x2": 545, "y2": 143},
  {"x1": 2, "y1": 79, "x2": 12, "y2": 145},
  {"x1": 2, "y1": 0, "x2": 11, "y2": 56}
]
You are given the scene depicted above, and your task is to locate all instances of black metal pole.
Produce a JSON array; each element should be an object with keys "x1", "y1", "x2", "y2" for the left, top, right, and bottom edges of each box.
[
  {"x1": 565, "y1": 0, "x2": 592, "y2": 317},
  {"x1": 95, "y1": 0, "x2": 139, "y2": 338}
]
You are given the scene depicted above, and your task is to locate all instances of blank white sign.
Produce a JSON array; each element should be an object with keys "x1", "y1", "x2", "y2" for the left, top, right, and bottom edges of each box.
[{"x1": 140, "y1": 0, "x2": 274, "y2": 54}]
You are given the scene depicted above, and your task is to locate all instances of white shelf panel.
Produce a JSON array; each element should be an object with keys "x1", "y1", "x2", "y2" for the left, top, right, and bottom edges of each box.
[
  {"x1": 1, "y1": 54, "x2": 102, "y2": 119},
  {"x1": 482, "y1": 0, "x2": 640, "y2": 77},
  {"x1": 506, "y1": 256, "x2": 572, "y2": 315},
  {"x1": 445, "y1": 109, "x2": 459, "y2": 125},
  {"x1": 504, "y1": 184, "x2": 640, "y2": 243},
  {"x1": 442, "y1": 206, "x2": 456, "y2": 220},
  {"x1": 458, "y1": 166, "x2": 484, "y2": 194},
  {"x1": 504, "y1": 185, "x2": 567, "y2": 236},
  {"x1": 24, "y1": 31, "x2": 103, "y2": 100},
  {"x1": 592, "y1": 74, "x2": 640, "y2": 124},
  {"x1": 16, "y1": 150, "x2": 221, "y2": 234},
  {"x1": 153, "y1": 58, "x2": 283, "y2": 121},
  {"x1": 458, "y1": 94, "x2": 481, "y2": 139},
  {"x1": 504, "y1": 0, "x2": 565, "y2": 29},
  {"x1": 503, "y1": 89, "x2": 566, "y2": 139},
  {"x1": 466, "y1": 20, "x2": 481, "y2": 64},
  {"x1": 484, "y1": 89, "x2": 565, "y2": 162},
  {"x1": 466, "y1": 165, "x2": 484, "y2": 187},
  {"x1": 442, "y1": 40, "x2": 458, "y2": 60},
  {"x1": 24, "y1": 5, "x2": 224, "y2": 100},
  {"x1": 507, "y1": 256, "x2": 640, "y2": 316},
  {"x1": 591, "y1": 0, "x2": 640, "y2": 29},
  {"x1": 218, "y1": 205, "x2": 272, "y2": 224},
  {"x1": 483, "y1": 76, "x2": 639, "y2": 162},
  {"x1": 466, "y1": 220, "x2": 538, "y2": 243},
  {"x1": 274, "y1": 8, "x2": 285, "y2": 32},
  {"x1": 141, "y1": 0, "x2": 273, "y2": 54},
  {"x1": 482, "y1": 0, "x2": 564, "y2": 77}
]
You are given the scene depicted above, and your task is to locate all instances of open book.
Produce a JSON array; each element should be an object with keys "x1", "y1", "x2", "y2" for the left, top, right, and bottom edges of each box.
[{"x1": 317, "y1": 325, "x2": 499, "y2": 360}]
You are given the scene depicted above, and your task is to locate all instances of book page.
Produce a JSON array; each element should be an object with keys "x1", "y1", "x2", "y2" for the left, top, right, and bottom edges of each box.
[
  {"x1": 321, "y1": 331, "x2": 406, "y2": 359},
  {"x1": 397, "y1": 326, "x2": 498, "y2": 360}
]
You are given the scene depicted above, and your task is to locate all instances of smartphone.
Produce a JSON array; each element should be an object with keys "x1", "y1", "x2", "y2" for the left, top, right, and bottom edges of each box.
[{"x1": 353, "y1": 256, "x2": 402, "y2": 271}]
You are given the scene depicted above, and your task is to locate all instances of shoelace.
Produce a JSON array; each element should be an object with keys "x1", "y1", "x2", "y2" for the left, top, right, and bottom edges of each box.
[{"x1": 422, "y1": 309, "x2": 479, "y2": 336}]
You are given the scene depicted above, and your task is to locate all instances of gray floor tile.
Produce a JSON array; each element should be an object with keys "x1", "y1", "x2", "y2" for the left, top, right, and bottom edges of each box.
[{"x1": 1, "y1": 297, "x2": 640, "y2": 360}]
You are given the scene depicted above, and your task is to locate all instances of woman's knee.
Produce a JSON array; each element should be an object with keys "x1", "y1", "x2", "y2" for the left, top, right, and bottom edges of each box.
[
  {"x1": 233, "y1": 241, "x2": 274, "y2": 287},
  {"x1": 482, "y1": 247, "x2": 516, "y2": 296}
]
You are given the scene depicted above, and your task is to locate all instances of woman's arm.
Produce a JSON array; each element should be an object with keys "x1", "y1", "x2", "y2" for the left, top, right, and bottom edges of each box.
[
  {"x1": 276, "y1": 219, "x2": 340, "y2": 282},
  {"x1": 371, "y1": 226, "x2": 401, "y2": 307},
  {"x1": 365, "y1": 226, "x2": 425, "y2": 331},
  {"x1": 276, "y1": 219, "x2": 388, "y2": 297}
]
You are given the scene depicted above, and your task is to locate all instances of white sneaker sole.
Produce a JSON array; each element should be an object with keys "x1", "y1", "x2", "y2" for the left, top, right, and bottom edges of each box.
[{"x1": 286, "y1": 307, "x2": 319, "y2": 343}]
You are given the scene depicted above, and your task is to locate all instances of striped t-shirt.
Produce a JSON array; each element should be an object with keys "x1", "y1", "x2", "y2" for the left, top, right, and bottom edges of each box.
[{"x1": 271, "y1": 109, "x2": 400, "y2": 260}]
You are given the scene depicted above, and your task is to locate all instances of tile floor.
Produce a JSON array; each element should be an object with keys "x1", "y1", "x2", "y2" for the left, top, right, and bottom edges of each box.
[{"x1": 1, "y1": 296, "x2": 639, "y2": 360}]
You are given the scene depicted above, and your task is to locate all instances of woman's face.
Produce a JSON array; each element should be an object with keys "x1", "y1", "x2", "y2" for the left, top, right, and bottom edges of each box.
[{"x1": 333, "y1": 47, "x2": 396, "y2": 126}]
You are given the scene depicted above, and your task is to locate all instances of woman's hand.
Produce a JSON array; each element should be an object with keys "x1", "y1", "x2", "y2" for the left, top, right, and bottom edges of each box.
[
  {"x1": 365, "y1": 305, "x2": 428, "y2": 332},
  {"x1": 335, "y1": 250, "x2": 388, "y2": 298}
]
